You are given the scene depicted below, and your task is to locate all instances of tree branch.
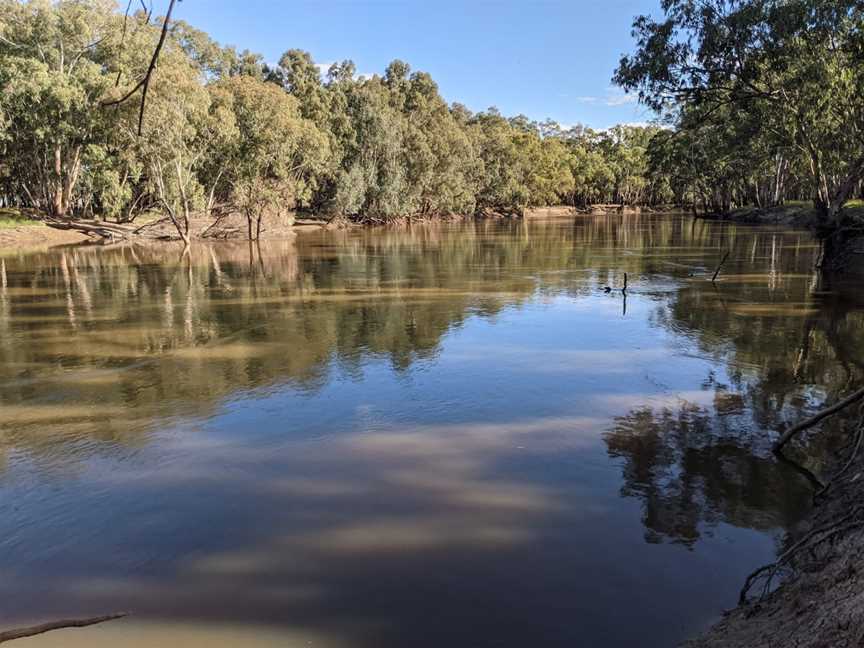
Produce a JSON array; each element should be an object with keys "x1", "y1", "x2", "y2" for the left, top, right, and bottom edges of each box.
[{"x1": 102, "y1": 0, "x2": 180, "y2": 136}]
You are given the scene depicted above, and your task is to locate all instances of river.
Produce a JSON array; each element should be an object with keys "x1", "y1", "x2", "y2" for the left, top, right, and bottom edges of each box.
[{"x1": 0, "y1": 213, "x2": 858, "y2": 647}]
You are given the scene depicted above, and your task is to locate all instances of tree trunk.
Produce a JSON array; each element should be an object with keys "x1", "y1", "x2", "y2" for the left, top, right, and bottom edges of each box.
[{"x1": 822, "y1": 155, "x2": 864, "y2": 227}]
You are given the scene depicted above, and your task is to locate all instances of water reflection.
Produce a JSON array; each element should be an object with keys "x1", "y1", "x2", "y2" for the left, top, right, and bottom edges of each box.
[
  {"x1": 605, "y1": 398, "x2": 811, "y2": 546},
  {"x1": 0, "y1": 214, "x2": 861, "y2": 647}
]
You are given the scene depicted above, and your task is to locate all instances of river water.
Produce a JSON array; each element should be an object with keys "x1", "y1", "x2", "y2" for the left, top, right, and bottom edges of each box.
[{"x1": 0, "y1": 213, "x2": 859, "y2": 647}]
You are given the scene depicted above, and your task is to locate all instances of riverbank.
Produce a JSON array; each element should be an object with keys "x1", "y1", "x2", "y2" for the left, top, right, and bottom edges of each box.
[
  {"x1": 0, "y1": 204, "x2": 670, "y2": 251},
  {"x1": 0, "y1": 210, "x2": 88, "y2": 251},
  {"x1": 710, "y1": 202, "x2": 824, "y2": 227},
  {"x1": 686, "y1": 426, "x2": 864, "y2": 648},
  {"x1": 0, "y1": 207, "x2": 559, "y2": 250},
  {"x1": 705, "y1": 200, "x2": 864, "y2": 229}
]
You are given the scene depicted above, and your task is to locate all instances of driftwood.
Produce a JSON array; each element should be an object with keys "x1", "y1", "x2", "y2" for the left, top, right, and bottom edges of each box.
[
  {"x1": 0, "y1": 613, "x2": 128, "y2": 644},
  {"x1": 46, "y1": 218, "x2": 177, "y2": 242},
  {"x1": 773, "y1": 385, "x2": 864, "y2": 452}
]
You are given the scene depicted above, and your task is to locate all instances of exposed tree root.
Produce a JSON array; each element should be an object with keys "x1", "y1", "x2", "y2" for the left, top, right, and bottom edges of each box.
[
  {"x1": 739, "y1": 507, "x2": 864, "y2": 605},
  {"x1": 814, "y1": 408, "x2": 864, "y2": 503}
]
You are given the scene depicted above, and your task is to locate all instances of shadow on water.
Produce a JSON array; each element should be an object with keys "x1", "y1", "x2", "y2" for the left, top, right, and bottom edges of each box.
[{"x1": 0, "y1": 214, "x2": 862, "y2": 647}]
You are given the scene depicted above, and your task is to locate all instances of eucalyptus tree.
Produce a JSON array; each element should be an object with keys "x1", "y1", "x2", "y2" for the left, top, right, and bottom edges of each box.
[
  {"x1": 207, "y1": 75, "x2": 329, "y2": 239},
  {"x1": 0, "y1": 1, "x2": 674, "y2": 229},
  {"x1": 125, "y1": 44, "x2": 211, "y2": 244},
  {"x1": 0, "y1": 0, "x2": 119, "y2": 217},
  {"x1": 615, "y1": 0, "x2": 864, "y2": 227},
  {"x1": 471, "y1": 109, "x2": 532, "y2": 215}
]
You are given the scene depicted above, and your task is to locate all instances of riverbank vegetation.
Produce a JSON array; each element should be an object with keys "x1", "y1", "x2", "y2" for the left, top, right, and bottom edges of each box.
[
  {"x1": 2, "y1": 0, "x2": 862, "y2": 245},
  {"x1": 616, "y1": 0, "x2": 864, "y2": 236},
  {"x1": 0, "y1": 0, "x2": 670, "y2": 242}
]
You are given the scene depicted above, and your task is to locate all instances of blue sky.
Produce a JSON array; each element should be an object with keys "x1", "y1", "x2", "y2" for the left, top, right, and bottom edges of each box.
[{"x1": 176, "y1": 1, "x2": 663, "y2": 130}]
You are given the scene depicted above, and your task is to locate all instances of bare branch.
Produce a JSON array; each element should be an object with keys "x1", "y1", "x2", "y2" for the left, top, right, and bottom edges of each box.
[{"x1": 102, "y1": 0, "x2": 180, "y2": 136}]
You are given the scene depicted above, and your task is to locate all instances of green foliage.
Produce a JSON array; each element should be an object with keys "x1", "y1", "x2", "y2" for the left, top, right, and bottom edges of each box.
[
  {"x1": 0, "y1": 208, "x2": 41, "y2": 228},
  {"x1": 615, "y1": 0, "x2": 864, "y2": 225},
  {"x1": 0, "y1": 0, "x2": 671, "y2": 237},
  {"x1": 207, "y1": 75, "x2": 329, "y2": 236}
]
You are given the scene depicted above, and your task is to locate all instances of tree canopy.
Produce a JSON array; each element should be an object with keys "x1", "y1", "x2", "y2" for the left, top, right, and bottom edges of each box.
[
  {"x1": 615, "y1": 0, "x2": 864, "y2": 228},
  {"x1": 0, "y1": 0, "x2": 673, "y2": 240}
]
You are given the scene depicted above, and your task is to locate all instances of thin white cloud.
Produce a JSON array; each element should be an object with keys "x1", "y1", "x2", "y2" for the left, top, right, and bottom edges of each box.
[
  {"x1": 573, "y1": 88, "x2": 638, "y2": 107},
  {"x1": 605, "y1": 93, "x2": 638, "y2": 106}
]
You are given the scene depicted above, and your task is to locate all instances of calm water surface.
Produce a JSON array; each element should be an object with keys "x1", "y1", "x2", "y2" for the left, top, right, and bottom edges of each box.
[{"x1": 0, "y1": 214, "x2": 860, "y2": 647}]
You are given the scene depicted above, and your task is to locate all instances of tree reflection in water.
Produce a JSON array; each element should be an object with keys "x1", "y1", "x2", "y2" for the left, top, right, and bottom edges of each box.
[{"x1": 605, "y1": 397, "x2": 813, "y2": 546}]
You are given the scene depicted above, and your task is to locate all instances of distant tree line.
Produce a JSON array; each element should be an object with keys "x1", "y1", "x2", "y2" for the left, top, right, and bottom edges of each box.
[
  {"x1": 615, "y1": 0, "x2": 864, "y2": 232},
  {"x1": 0, "y1": 0, "x2": 671, "y2": 241}
]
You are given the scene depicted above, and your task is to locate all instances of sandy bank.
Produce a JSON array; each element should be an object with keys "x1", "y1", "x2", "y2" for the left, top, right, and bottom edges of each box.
[{"x1": 0, "y1": 223, "x2": 89, "y2": 252}]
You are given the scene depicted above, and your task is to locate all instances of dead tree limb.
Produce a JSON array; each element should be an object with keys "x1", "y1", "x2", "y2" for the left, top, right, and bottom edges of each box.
[
  {"x1": 711, "y1": 251, "x2": 730, "y2": 282},
  {"x1": 0, "y1": 613, "x2": 128, "y2": 644},
  {"x1": 133, "y1": 215, "x2": 171, "y2": 234},
  {"x1": 773, "y1": 385, "x2": 864, "y2": 453},
  {"x1": 102, "y1": 0, "x2": 179, "y2": 136}
]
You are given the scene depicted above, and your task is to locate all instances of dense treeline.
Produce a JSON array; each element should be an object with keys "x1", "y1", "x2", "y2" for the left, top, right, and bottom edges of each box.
[
  {"x1": 616, "y1": 0, "x2": 864, "y2": 231},
  {"x1": 0, "y1": 0, "x2": 668, "y2": 241}
]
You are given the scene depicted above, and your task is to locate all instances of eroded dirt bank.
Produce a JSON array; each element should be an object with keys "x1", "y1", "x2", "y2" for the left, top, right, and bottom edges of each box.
[{"x1": 686, "y1": 430, "x2": 864, "y2": 648}]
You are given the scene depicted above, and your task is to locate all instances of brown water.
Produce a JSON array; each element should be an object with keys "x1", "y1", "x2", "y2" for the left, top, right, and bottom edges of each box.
[{"x1": 0, "y1": 214, "x2": 860, "y2": 647}]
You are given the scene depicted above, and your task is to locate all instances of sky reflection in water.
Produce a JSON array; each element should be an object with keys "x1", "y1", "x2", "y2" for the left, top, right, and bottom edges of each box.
[{"x1": 0, "y1": 214, "x2": 857, "y2": 647}]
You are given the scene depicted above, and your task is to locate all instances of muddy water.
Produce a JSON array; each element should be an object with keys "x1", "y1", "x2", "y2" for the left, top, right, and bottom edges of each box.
[{"x1": 0, "y1": 214, "x2": 860, "y2": 647}]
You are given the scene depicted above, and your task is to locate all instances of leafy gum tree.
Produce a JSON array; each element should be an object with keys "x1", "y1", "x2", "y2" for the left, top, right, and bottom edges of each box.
[
  {"x1": 0, "y1": 0, "x2": 118, "y2": 218},
  {"x1": 208, "y1": 75, "x2": 329, "y2": 239},
  {"x1": 615, "y1": 0, "x2": 864, "y2": 228}
]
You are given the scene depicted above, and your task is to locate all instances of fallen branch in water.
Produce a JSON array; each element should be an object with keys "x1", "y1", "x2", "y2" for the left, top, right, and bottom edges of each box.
[
  {"x1": 711, "y1": 251, "x2": 730, "y2": 282},
  {"x1": 45, "y1": 218, "x2": 180, "y2": 242},
  {"x1": 0, "y1": 613, "x2": 128, "y2": 643},
  {"x1": 773, "y1": 385, "x2": 864, "y2": 453}
]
